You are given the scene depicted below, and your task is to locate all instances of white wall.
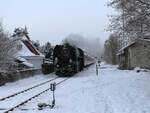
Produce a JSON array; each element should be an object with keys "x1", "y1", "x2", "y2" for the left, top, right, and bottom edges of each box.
[{"x1": 22, "y1": 56, "x2": 44, "y2": 69}]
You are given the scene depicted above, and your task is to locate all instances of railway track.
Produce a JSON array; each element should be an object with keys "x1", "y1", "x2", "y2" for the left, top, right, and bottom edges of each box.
[
  {"x1": 0, "y1": 77, "x2": 70, "y2": 113},
  {"x1": 0, "y1": 64, "x2": 92, "y2": 102},
  {"x1": 0, "y1": 64, "x2": 94, "y2": 113},
  {"x1": 0, "y1": 77, "x2": 58, "y2": 101}
]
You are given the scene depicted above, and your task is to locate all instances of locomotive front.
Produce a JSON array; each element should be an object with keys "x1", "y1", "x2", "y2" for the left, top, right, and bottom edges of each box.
[{"x1": 53, "y1": 44, "x2": 77, "y2": 76}]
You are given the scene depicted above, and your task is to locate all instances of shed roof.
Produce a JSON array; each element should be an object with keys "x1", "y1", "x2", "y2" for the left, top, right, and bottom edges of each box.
[
  {"x1": 117, "y1": 38, "x2": 150, "y2": 56},
  {"x1": 13, "y1": 28, "x2": 44, "y2": 57}
]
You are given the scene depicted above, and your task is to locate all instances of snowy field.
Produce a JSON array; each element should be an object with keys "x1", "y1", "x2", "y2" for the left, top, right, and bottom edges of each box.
[{"x1": 0, "y1": 63, "x2": 150, "y2": 113}]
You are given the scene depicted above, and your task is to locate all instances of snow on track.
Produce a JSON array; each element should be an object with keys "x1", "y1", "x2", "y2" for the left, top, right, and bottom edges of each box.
[
  {"x1": 1, "y1": 63, "x2": 150, "y2": 113},
  {"x1": 0, "y1": 74, "x2": 56, "y2": 98},
  {"x1": 0, "y1": 77, "x2": 67, "y2": 113}
]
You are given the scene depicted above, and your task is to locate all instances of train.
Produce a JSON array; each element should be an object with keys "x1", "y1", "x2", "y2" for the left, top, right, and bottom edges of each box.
[{"x1": 42, "y1": 43, "x2": 95, "y2": 76}]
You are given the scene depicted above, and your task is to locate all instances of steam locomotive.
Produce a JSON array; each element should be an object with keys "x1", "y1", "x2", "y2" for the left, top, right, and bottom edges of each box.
[
  {"x1": 42, "y1": 43, "x2": 95, "y2": 76},
  {"x1": 42, "y1": 43, "x2": 95, "y2": 77}
]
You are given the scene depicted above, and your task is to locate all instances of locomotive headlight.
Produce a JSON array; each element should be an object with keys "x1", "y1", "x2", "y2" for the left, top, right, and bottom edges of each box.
[
  {"x1": 56, "y1": 64, "x2": 59, "y2": 67},
  {"x1": 69, "y1": 59, "x2": 72, "y2": 63},
  {"x1": 54, "y1": 58, "x2": 58, "y2": 64}
]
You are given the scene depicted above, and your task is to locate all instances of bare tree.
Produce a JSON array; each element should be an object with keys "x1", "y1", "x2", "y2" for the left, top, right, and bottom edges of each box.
[
  {"x1": 104, "y1": 33, "x2": 119, "y2": 64},
  {"x1": 0, "y1": 23, "x2": 18, "y2": 71}
]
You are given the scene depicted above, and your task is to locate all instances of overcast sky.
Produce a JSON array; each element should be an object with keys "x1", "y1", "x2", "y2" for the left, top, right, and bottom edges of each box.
[{"x1": 0, "y1": 0, "x2": 113, "y2": 45}]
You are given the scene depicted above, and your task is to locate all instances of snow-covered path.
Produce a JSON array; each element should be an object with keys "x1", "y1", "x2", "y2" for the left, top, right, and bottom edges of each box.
[{"x1": 1, "y1": 63, "x2": 150, "y2": 113}]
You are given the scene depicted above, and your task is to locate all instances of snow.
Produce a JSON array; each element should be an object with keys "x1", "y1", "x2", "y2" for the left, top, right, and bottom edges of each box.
[
  {"x1": 16, "y1": 57, "x2": 27, "y2": 62},
  {"x1": 139, "y1": 38, "x2": 150, "y2": 42},
  {"x1": 16, "y1": 56, "x2": 34, "y2": 68},
  {"x1": 17, "y1": 40, "x2": 36, "y2": 57},
  {"x1": 0, "y1": 74, "x2": 56, "y2": 98},
  {"x1": 16, "y1": 35, "x2": 43, "y2": 57},
  {"x1": 118, "y1": 41, "x2": 135, "y2": 54},
  {"x1": 22, "y1": 61, "x2": 34, "y2": 68},
  {"x1": 0, "y1": 63, "x2": 150, "y2": 113},
  {"x1": 15, "y1": 39, "x2": 44, "y2": 69}
]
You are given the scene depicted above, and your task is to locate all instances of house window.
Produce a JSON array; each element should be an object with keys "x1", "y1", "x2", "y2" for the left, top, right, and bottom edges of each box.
[{"x1": 17, "y1": 44, "x2": 22, "y2": 50}]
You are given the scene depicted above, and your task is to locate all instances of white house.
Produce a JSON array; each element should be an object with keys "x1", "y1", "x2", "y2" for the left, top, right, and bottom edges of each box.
[{"x1": 13, "y1": 27, "x2": 44, "y2": 69}]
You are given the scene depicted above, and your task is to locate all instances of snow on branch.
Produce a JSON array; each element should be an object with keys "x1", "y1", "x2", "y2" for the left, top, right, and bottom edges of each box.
[
  {"x1": 137, "y1": 0, "x2": 150, "y2": 6},
  {"x1": 0, "y1": 23, "x2": 18, "y2": 71}
]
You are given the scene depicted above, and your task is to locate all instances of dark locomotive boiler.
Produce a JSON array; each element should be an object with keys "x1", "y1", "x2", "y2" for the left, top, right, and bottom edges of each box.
[{"x1": 53, "y1": 43, "x2": 84, "y2": 76}]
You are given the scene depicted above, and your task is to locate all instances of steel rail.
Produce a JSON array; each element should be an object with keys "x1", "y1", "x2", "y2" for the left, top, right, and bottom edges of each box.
[
  {"x1": 3, "y1": 77, "x2": 70, "y2": 113},
  {"x1": 0, "y1": 77, "x2": 58, "y2": 101}
]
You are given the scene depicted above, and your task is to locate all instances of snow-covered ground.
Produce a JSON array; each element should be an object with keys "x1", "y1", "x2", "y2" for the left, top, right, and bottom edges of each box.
[
  {"x1": 0, "y1": 74, "x2": 56, "y2": 98},
  {"x1": 1, "y1": 63, "x2": 150, "y2": 113}
]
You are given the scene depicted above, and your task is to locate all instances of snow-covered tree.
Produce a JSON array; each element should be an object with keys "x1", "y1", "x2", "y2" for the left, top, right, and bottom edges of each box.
[
  {"x1": 104, "y1": 33, "x2": 119, "y2": 64},
  {"x1": 0, "y1": 23, "x2": 18, "y2": 71},
  {"x1": 44, "y1": 42, "x2": 51, "y2": 53},
  {"x1": 108, "y1": 0, "x2": 150, "y2": 41},
  {"x1": 31, "y1": 40, "x2": 40, "y2": 50}
]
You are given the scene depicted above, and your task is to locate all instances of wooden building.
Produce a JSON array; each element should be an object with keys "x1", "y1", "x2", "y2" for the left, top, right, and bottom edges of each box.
[{"x1": 117, "y1": 38, "x2": 150, "y2": 70}]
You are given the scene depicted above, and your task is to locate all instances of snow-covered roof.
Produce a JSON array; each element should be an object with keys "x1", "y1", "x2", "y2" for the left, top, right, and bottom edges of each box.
[
  {"x1": 22, "y1": 61, "x2": 34, "y2": 68},
  {"x1": 15, "y1": 56, "x2": 34, "y2": 68},
  {"x1": 16, "y1": 36, "x2": 44, "y2": 57},
  {"x1": 117, "y1": 38, "x2": 150, "y2": 55},
  {"x1": 16, "y1": 56, "x2": 28, "y2": 62},
  {"x1": 17, "y1": 39, "x2": 36, "y2": 57},
  {"x1": 138, "y1": 38, "x2": 150, "y2": 42},
  {"x1": 117, "y1": 41, "x2": 135, "y2": 55},
  {"x1": 12, "y1": 27, "x2": 43, "y2": 57}
]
